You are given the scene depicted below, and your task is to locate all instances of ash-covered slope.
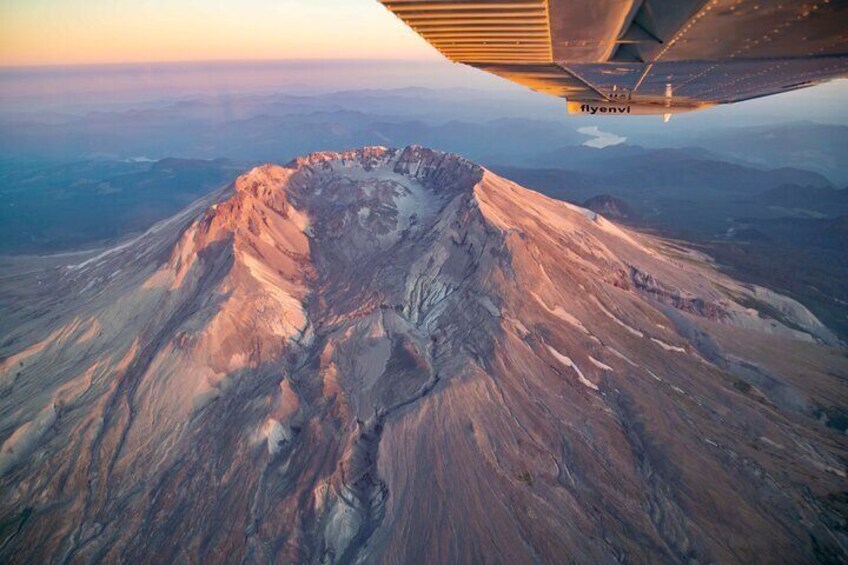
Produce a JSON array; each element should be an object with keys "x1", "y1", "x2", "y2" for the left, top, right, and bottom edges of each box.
[{"x1": 1, "y1": 147, "x2": 846, "y2": 564}]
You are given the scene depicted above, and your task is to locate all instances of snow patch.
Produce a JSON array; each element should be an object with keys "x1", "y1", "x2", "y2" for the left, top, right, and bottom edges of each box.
[
  {"x1": 594, "y1": 298, "x2": 644, "y2": 338},
  {"x1": 575, "y1": 207, "x2": 599, "y2": 221},
  {"x1": 547, "y1": 346, "x2": 599, "y2": 390},
  {"x1": 533, "y1": 292, "x2": 590, "y2": 335},
  {"x1": 607, "y1": 347, "x2": 638, "y2": 367},
  {"x1": 650, "y1": 338, "x2": 686, "y2": 353},
  {"x1": 607, "y1": 346, "x2": 639, "y2": 367},
  {"x1": 588, "y1": 356, "x2": 614, "y2": 371}
]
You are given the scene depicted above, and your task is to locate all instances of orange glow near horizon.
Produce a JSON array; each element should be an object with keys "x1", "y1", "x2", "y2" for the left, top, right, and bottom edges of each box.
[{"x1": 0, "y1": 0, "x2": 439, "y2": 67}]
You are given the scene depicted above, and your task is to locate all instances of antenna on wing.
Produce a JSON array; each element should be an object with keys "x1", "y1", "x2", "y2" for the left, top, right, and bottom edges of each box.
[{"x1": 664, "y1": 83, "x2": 673, "y2": 123}]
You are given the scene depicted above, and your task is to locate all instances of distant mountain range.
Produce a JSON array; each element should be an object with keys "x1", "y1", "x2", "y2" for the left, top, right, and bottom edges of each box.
[
  {"x1": 2, "y1": 89, "x2": 846, "y2": 182},
  {"x1": 682, "y1": 122, "x2": 848, "y2": 186},
  {"x1": 491, "y1": 145, "x2": 840, "y2": 239},
  {"x1": 0, "y1": 158, "x2": 244, "y2": 254}
]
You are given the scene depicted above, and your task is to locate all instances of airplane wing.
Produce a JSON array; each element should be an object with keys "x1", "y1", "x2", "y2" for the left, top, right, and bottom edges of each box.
[{"x1": 379, "y1": 0, "x2": 848, "y2": 116}]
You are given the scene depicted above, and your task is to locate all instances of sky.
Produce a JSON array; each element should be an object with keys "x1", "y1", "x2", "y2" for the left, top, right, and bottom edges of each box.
[
  {"x1": 0, "y1": 0, "x2": 438, "y2": 67},
  {"x1": 1, "y1": 0, "x2": 846, "y2": 125}
]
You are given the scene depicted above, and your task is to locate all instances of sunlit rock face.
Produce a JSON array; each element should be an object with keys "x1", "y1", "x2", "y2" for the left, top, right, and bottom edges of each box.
[{"x1": 1, "y1": 146, "x2": 846, "y2": 564}]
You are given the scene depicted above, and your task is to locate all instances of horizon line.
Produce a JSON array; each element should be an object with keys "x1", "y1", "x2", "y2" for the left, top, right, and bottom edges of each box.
[{"x1": 0, "y1": 56, "x2": 445, "y2": 72}]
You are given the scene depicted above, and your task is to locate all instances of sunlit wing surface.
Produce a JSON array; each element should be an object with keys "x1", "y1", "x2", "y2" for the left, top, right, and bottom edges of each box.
[{"x1": 379, "y1": 0, "x2": 848, "y2": 116}]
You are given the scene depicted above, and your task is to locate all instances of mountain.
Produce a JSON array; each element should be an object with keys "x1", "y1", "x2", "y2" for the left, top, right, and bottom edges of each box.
[
  {"x1": 1, "y1": 147, "x2": 846, "y2": 564},
  {"x1": 488, "y1": 144, "x2": 832, "y2": 191},
  {"x1": 756, "y1": 184, "x2": 848, "y2": 218},
  {"x1": 581, "y1": 194, "x2": 639, "y2": 221},
  {"x1": 491, "y1": 155, "x2": 833, "y2": 240},
  {"x1": 728, "y1": 215, "x2": 848, "y2": 252},
  {"x1": 691, "y1": 123, "x2": 848, "y2": 186},
  {"x1": 0, "y1": 91, "x2": 582, "y2": 166}
]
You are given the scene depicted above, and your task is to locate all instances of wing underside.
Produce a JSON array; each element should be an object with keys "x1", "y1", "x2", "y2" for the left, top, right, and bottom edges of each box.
[{"x1": 380, "y1": 0, "x2": 848, "y2": 114}]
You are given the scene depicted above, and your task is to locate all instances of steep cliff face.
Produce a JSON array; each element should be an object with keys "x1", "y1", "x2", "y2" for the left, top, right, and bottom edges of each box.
[{"x1": 1, "y1": 146, "x2": 846, "y2": 564}]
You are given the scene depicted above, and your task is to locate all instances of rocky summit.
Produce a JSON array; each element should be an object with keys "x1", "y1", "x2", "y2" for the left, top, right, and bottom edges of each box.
[{"x1": 1, "y1": 146, "x2": 846, "y2": 563}]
